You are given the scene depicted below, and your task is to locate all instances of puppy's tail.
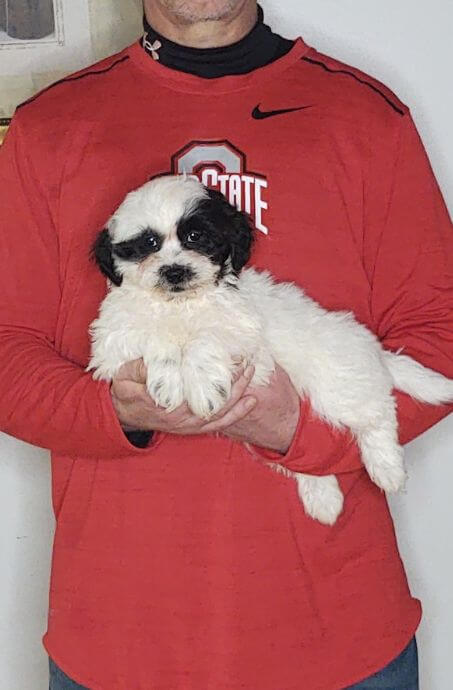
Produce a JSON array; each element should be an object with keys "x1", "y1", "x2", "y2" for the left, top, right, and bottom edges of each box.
[{"x1": 383, "y1": 350, "x2": 453, "y2": 404}]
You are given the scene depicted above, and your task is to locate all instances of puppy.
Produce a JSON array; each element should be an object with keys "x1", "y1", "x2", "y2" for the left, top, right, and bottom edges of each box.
[{"x1": 88, "y1": 175, "x2": 453, "y2": 525}]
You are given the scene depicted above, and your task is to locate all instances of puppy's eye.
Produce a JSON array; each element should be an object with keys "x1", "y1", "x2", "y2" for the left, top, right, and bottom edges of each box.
[
  {"x1": 187, "y1": 231, "x2": 202, "y2": 243},
  {"x1": 146, "y1": 234, "x2": 160, "y2": 252}
]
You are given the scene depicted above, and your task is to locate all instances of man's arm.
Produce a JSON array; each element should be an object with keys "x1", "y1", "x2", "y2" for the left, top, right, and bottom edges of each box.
[
  {"x1": 224, "y1": 111, "x2": 453, "y2": 475},
  {"x1": 0, "y1": 116, "x2": 145, "y2": 458}
]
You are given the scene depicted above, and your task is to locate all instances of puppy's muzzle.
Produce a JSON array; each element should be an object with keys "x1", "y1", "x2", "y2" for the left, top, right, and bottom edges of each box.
[{"x1": 159, "y1": 264, "x2": 195, "y2": 286}]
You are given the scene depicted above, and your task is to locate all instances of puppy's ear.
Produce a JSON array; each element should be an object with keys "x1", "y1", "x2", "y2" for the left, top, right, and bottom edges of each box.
[
  {"x1": 207, "y1": 189, "x2": 254, "y2": 274},
  {"x1": 229, "y1": 209, "x2": 254, "y2": 274},
  {"x1": 92, "y1": 229, "x2": 123, "y2": 286}
]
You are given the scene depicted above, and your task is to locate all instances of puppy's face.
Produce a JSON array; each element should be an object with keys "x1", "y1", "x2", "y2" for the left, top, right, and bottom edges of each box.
[{"x1": 93, "y1": 176, "x2": 253, "y2": 297}]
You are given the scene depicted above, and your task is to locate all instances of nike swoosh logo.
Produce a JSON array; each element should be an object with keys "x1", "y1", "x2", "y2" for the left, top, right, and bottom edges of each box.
[{"x1": 252, "y1": 104, "x2": 312, "y2": 120}]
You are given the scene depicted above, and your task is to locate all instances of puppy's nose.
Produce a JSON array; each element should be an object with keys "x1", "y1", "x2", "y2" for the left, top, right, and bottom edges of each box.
[{"x1": 160, "y1": 264, "x2": 193, "y2": 285}]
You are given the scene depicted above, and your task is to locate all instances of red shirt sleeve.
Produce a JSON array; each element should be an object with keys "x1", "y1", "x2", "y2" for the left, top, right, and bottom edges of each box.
[
  {"x1": 252, "y1": 111, "x2": 453, "y2": 475},
  {"x1": 0, "y1": 116, "x2": 150, "y2": 459}
]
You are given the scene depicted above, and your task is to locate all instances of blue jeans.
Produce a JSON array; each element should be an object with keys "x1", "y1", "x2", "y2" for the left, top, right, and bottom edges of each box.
[
  {"x1": 48, "y1": 638, "x2": 419, "y2": 689},
  {"x1": 347, "y1": 637, "x2": 419, "y2": 689}
]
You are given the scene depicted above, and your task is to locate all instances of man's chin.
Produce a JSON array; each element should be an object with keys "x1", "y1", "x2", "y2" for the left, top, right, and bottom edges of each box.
[{"x1": 160, "y1": 0, "x2": 241, "y2": 24}]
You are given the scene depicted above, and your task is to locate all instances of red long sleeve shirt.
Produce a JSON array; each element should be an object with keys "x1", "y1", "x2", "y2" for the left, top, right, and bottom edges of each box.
[{"x1": 0, "y1": 38, "x2": 452, "y2": 690}]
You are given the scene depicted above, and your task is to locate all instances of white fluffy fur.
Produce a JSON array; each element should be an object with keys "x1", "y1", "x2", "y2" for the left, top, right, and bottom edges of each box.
[
  {"x1": 109, "y1": 176, "x2": 208, "y2": 244},
  {"x1": 88, "y1": 176, "x2": 453, "y2": 525}
]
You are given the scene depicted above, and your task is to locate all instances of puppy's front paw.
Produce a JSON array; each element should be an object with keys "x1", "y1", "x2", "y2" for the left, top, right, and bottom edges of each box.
[
  {"x1": 183, "y1": 366, "x2": 232, "y2": 419},
  {"x1": 296, "y1": 474, "x2": 344, "y2": 526},
  {"x1": 145, "y1": 358, "x2": 184, "y2": 411}
]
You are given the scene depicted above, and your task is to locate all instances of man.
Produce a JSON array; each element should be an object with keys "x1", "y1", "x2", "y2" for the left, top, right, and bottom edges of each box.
[{"x1": 0, "y1": 1, "x2": 452, "y2": 688}]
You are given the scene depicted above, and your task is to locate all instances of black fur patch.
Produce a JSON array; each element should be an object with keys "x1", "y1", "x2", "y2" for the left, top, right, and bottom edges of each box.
[
  {"x1": 92, "y1": 229, "x2": 123, "y2": 286},
  {"x1": 92, "y1": 227, "x2": 164, "y2": 286},
  {"x1": 112, "y1": 229, "x2": 163, "y2": 261},
  {"x1": 177, "y1": 189, "x2": 254, "y2": 275}
]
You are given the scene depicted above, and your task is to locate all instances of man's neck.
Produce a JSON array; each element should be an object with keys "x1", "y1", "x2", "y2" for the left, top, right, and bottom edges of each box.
[
  {"x1": 141, "y1": 5, "x2": 294, "y2": 79},
  {"x1": 143, "y1": 1, "x2": 258, "y2": 49}
]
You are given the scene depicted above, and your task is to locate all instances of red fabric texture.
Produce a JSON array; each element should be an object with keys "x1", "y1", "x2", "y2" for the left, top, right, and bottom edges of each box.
[{"x1": 0, "y1": 38, "x2": 452, "y2": 689}]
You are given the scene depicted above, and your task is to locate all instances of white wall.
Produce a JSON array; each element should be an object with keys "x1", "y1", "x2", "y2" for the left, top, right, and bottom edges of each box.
[{"x1": 0, "y1": 1, "x2": 451, "y2": 688}]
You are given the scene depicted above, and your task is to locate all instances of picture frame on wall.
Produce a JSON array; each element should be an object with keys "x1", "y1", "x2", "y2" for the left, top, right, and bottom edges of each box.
[
  {"x1": 0, "y1": 0, "x2": 72, "y2": 119},
  {"x1": 0, "y1": 0, "x2": 142, "y2": 122},
  {"x1": 0, "y1": 117, "x2": 10, "y2": 145},
  {"x1": 0, "y1": 0, "x2": 64, "y2": 46}
]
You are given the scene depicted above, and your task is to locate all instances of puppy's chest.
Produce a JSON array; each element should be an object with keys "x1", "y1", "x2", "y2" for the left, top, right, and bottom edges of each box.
[
  {"x1": 115, "y1": 291, "x2": 259, "y2": 350},
  {"x1": 151, "y1": 310, "x2": 200, "y2": 346},
  {"x1": 166, "y1": 307, "x2": 258, "y2": 351}
]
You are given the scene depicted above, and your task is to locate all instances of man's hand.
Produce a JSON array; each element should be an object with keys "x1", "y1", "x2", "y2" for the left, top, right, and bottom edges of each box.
[
  {"x1": 221, "y1": 364, "x2": 300, "y2": 454},
  {"x1": 111, "y1": 359, "x2": 258, "y2": 437}
]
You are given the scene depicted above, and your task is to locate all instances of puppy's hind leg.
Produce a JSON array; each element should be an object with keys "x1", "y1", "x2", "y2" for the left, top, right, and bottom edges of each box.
[
  {"x1": 356, "y1": 423, "x2": 406, "y2": 493},
  {"x1": 295, "y1": 473, "x2": 344, "y2": 525}
]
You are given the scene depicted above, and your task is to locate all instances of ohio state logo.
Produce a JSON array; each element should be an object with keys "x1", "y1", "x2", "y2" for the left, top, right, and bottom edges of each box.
[{"x1": 170, "y1": 140, "x2": 269, "y2": 234}]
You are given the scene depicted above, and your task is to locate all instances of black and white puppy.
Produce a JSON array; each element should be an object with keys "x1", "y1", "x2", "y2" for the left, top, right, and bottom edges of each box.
[{"x1": 88, "y1": 175, "x2": 453, "y2": 525}]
